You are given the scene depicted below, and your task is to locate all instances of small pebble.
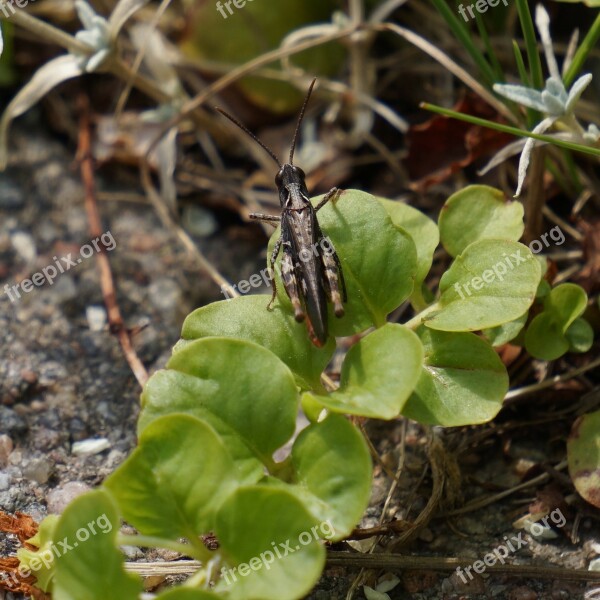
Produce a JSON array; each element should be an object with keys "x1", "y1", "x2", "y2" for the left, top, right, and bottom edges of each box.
[
  {"x1": 11, "y1": 231, "x2": 36, "y2": 263},
  {"x1": 0, "y1": 178, "x2": 24, "y2": 210},
  {"x1": 46, "y1": 481, "x2": 92, "y2": 514},
  {"x1": 0, "y1": 472, "x2": 12, "y2": 490},
  {"x1": 589, "y1": 558, "x2": 600, "y2": 571},
  {"x1": 22, "y1": 457, "x2": 53, "y2": 484},
  {"x1": 0, "y1": 434, "x2": 13, "y2": 467},
  {"x1": 508, "y1": 586, "x2": 537, "y2": 600},
  {"x1": 72, "y1": 438, "x2": 110, "y2": 456},
  {"x1": 121, "y1": 545, "x2": 143, "y2": 560},
  {"x1": 0, "y1": 406, "x2": 26, "y2": 435},
  {"x1": 85, "y1": 306, "x2": 107, "y2": 332}
]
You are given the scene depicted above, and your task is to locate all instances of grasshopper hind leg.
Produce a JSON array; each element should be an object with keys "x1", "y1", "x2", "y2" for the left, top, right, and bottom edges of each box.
[
  {"x1": 266, "y1": 236, "x2": 283, "y2": 310},
  {"x1": 320, "y1": 240, "x2": 345, "y2": 318},
  {"x1": 281, "y1": 248, "x2": 305, "y2": 322}
]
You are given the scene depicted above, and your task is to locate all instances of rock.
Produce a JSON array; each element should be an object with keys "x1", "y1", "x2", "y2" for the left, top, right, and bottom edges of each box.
[
  {"x1": 22, "y1": 456, "x2": 53, "y2": 484},
  {"x1": 148, "y1": 278, "x2": 181, "y2": 314},
  {"x1": 0, "y1": 178, "x2": 24, "y2": 210},
  {"x1": 0, "y1": 472, "x2": 12, "y2": 490},
  {"x1": 508, "y1": 586, "x2": 537, "y2": 599},
  {"x1": 589, "y1": 557, "x2": 600, "y2": 571},
  {"x1": 182, "y1": 205, "x2": 218, "y2": 237},
  {"x1": 85, "y1": 306, "x2": 107, "y2": 332},
  {"x1": 11, "y1": 231, "x2": 36, "y2": 264},
  {"x1": 46, "y1": 481, "x2": 92, "y2": 514},
  {"x1": 72, "y1": 438, "x2": 110, "y2": 456},
  {"x1": 0, "y1": 406, "x2": 26, "y2": 435},
  {"x1": 0, "y1": 434, "x2": 13, "y2": 466}
]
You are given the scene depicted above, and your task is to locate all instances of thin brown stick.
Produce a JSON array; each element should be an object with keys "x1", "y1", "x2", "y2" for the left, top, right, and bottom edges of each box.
[
  {"x1": 325, "y1": 552, "x2": 600, "y2": 581},
  {"x1": 123, "y1": 555, "x2": 600, "y2": 583},
  {"x1": 77, "y1": 95, "x2": 149, "y2": 388}
]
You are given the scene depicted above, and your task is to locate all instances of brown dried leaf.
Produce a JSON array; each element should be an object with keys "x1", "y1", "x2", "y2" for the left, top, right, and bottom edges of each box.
[
  {"x1": 0, "y1": 557, "x2": 49, "y2": 599},
  {"x1": 0, "y1": 510, "x2": 38, "y2": 546},
  {"x1": 405, "y1": 94, "x2": 512, "y2": 192},
  {"x1": 0, "y1": 512, "x2": 49, "y2": 598}
]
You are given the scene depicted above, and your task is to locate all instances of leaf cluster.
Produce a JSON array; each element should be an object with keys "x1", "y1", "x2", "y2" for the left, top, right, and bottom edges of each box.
[{"x1": 20, "y1": 186, "x2": 594, "y2": 599}]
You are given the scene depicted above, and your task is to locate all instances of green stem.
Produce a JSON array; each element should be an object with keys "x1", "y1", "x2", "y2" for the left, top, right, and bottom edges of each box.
[
  {"x1": 474, "y1": 11, "x2": 504, "y2": 82},
  {"x1": 428, "y1": 0, "x2": 496, "y2": 86},
  {"x1": 268, "y1": 455, "x2": 295, "y2": 482},
  {"x1": 512, "y1": 39, "x2": 538, "y2": 127},
  {"x1": 404, "y1": 303, "x2": 439, "y2": 330},
  {"x1": 563, "y1": 13, "x2": 600, "y2": 87},
  {"x1": 409, "y1": 285, "x2": 430, "y2": 314},
  {"x1": 420, "y1": 102, "x2": 600, "y2": 159},
  {"x1": 515, "y1": 0, "x2": 544, "y2": 89}
]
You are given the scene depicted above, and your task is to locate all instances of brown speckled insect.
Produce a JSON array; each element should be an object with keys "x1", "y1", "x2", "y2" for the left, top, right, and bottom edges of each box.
[{"x1": 216, "y1": 79, "x2": 346, "y2": 347}]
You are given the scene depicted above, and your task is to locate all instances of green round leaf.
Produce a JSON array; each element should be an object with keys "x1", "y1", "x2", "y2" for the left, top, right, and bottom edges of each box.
[
  {"x1": 524, "y1": 284, "x2": 590, "y2": 360},
  {"x1": 524, "y1": 312, "x2": 569, "y2": 360},
  {"x1": 543, "y1": 283, "x2": 588, "y2": 327},
  {"x1": 439, "y1": 185, "x2": 524, "y2": 257},
  {"x1": 565, "y1": 318, "x2": 594, "y2": 353},
  {"x1": 268, "y1": 190, "x2": 418, "y2": 338},
  {"x1": 290, "y1": 414, "x2": 372, "y2": 539},
  {"x1": 51, "y1": 490, "x2": 142, "y2": 600},
  {"x1": 377, "y1": 197, "x2": 439, "y2": 285},
  {"x1": 180, "y1": 295, "x2": 334, "y2": 390},
  {"x1": 104, "y1": 415, "x2": 240, "y2": 540},
  {"x1": 426, "y1": 240, "x2": 541, "y2": 331},
  {"x1": 140, "y1": 369, "x2": 263, "y2": 483},
  {"x1": 402, "y1": 328, "x2": 508, "y2": 426},
  {"x1": 140, "y1": 337, "x2": 298, "y2": 471},
  {"x1": 215, "y1": 486, "x2": 325, "y2": 600},
  {"x1": 483, "y1": 311, "x2": 529, "y2": 346},
  {"x1": 304, "y1": 324, "x2": 423, "y2": 419},
  {"x1": 568, "y1": 411, "x2": 600, "y2": 509}
]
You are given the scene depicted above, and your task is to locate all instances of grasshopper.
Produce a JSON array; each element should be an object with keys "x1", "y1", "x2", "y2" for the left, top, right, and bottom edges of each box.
[{"x1": 216, "y1": 79, "x2": 346, "y2": 347}]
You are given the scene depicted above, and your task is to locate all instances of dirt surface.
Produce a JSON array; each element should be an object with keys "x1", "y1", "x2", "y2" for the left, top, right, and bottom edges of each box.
[{"x1": 0, "y1": 117, "x2": 261, "y2": 595}]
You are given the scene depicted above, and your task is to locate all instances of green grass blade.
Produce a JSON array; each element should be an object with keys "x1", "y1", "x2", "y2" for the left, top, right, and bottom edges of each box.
[
  {"x1": 429, "y1": 0, "x2": 497, "y2": 86},
  {"x1": 512, "y1": 39, "x2": 539, "y2": 127},
  {"x1": 474, "y1": 10, "x2": 504, "y2": 82},
  {"x1": 515, "y1": 0, "x2": 544, "y2": 89},
  {"x1": 563, "y1": 13, "x2": 600, "y2": 87},
  {"x1": 512, "y1": 40, "x2": 531, "y2": 87},
  {"x1": 420, "y1": 102, "x2": 600, "y2": 159}
]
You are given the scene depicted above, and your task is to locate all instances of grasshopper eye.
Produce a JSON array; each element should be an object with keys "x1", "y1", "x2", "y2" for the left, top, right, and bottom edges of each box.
[
  {"x1": 275, "y1": 170, "x2": 284, "y2": 187},
  {"x1": 293, "y1": 166, "x2": 306, "y2": 179}
]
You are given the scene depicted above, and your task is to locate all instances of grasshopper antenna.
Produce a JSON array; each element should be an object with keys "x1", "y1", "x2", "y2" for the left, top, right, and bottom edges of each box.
[
  {"x1": 289, "y1": 78, "x2": 317, "y2": 166},
  {"x1": 215, "y1": 107, "x2": 282, "y2": 168}
]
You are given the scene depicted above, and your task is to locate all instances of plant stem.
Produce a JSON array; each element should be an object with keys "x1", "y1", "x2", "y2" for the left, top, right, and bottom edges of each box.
[
  {"x1": 563, "y1": 12, "x2": 600, "y2": 87},
  {"x1": 404, "y1": 303, "x2": 439, "y2": 330},
  {"x1": 2, "y1": 5, "x2": 179, "y2": 114},
  {"x1": 515, "y1": 0, "x2": 544, "y2": 89},
  {"x1": 524, "y1": 146, "x2": 545, "y2": 243},
  {"x1": 2, "y1": 6, "x2": 92, "y2": 55},
  {"x1": 504, "y1": 354, "x2": 600, "y2": 402},
  {"x1": 474, "y1": 11, "x2": 504, "y2": 82},
  {"x1": 512, "y1": 39, "x2": 539, "y2": 127},
  {"x1": 420, "y1": 102, "x2": 600, "y2": 160},
  {"x1": 428, "y1": 0, "x2": 496, "y2": 86}
]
